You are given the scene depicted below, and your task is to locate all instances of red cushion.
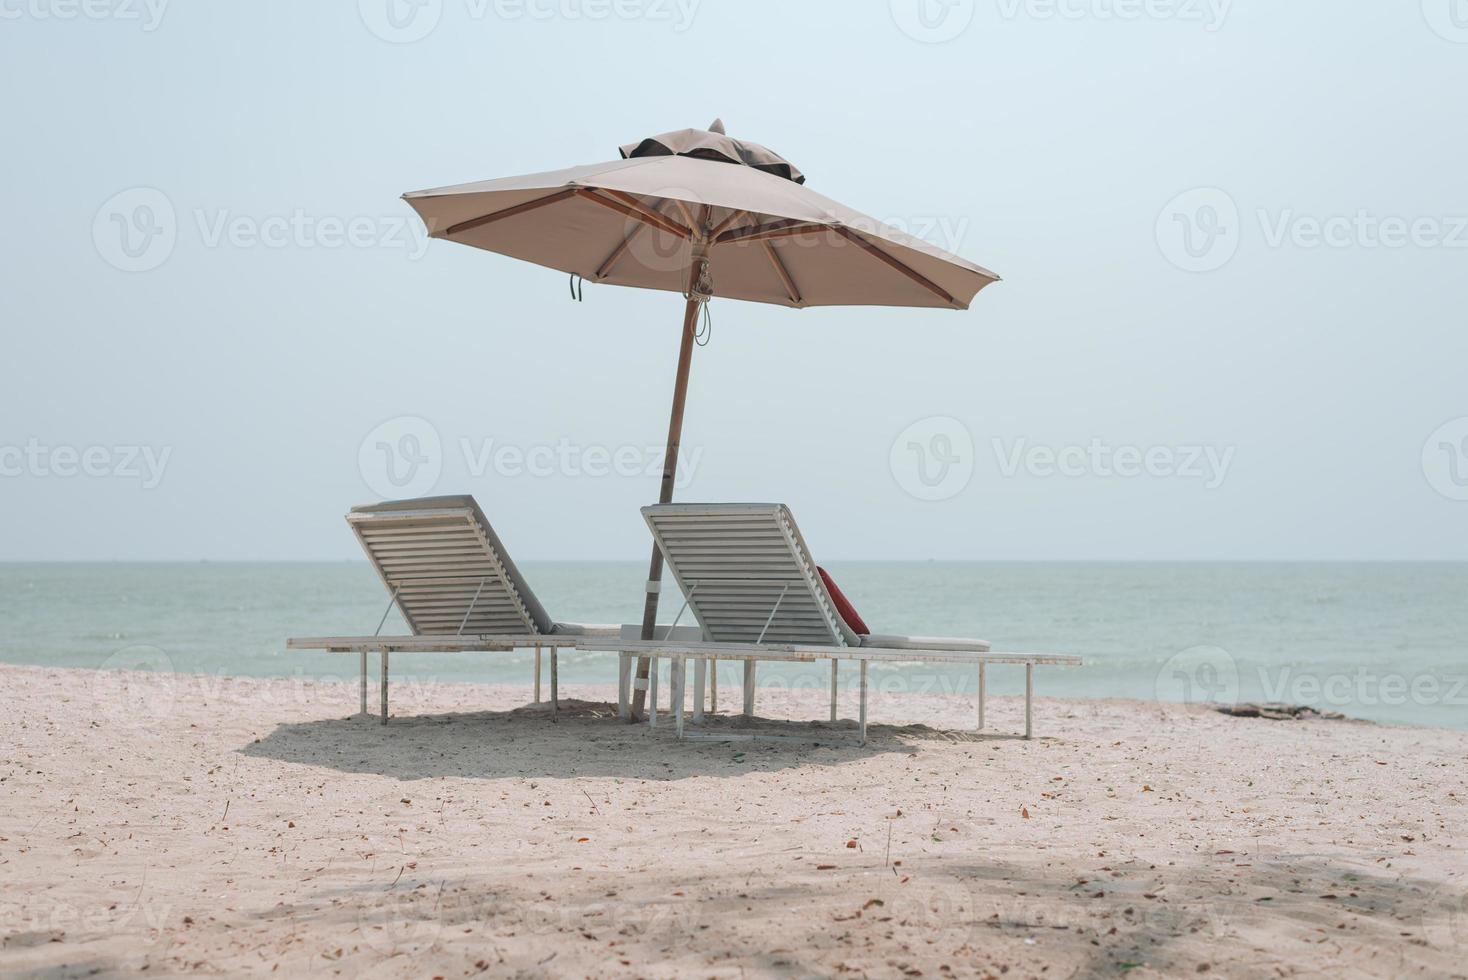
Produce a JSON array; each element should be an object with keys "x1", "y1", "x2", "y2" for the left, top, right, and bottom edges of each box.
[{"x1": 817, "y1": 566, "x2": 871, "y2": 636}]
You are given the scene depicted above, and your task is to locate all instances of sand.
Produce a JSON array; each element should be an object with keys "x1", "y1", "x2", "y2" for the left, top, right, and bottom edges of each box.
[{"x1": 1, "y1": 662, "x2": 1465, "y2": 979}]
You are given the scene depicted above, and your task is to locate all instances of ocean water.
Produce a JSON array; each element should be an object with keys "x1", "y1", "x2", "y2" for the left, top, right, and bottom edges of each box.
[{"x1": 1, "y1": 562, "x2": 1464, "y2": 730}]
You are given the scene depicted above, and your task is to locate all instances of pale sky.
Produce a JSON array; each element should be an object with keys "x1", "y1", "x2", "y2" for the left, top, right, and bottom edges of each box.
[{"x1": 2, "y1": 1, "x2": 1466, "y2": 561}]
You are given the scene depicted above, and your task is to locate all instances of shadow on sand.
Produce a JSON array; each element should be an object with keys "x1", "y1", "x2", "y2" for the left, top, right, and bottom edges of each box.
[
  {"x1": 230, "y1": 849, "x2": 1467, "y2": 978},
  {"x1": 239, "y1": 697, "x2": 1029, "y2": 781}
]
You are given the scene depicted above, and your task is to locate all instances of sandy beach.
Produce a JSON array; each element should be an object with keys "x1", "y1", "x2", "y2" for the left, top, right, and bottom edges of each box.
[{"x1": 1, "y1": 662, "x2": 1464, "y2": 979}]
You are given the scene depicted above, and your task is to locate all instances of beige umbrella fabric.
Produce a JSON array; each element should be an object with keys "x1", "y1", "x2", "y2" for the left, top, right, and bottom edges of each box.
[
  {"x1": 404, "y1": 122, "x2": 998, "y2": 310},
  {"x1": 401, "y1": 120, "x2": 999, "y2": 718}
]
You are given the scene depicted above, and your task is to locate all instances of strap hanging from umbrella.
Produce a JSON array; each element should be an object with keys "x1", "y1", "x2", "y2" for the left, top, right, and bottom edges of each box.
[{"x1": 685, "y1": 255, "x2": 713, "y2": 346}]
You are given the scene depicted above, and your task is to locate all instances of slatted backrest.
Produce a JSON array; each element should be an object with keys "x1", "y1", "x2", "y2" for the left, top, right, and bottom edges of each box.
[
  {"x1": 348, "y1": 496, "x2": 553, "y2": 637},
  {"x1": 643, "y1": 503, "x2": 859, "y2": 647}
]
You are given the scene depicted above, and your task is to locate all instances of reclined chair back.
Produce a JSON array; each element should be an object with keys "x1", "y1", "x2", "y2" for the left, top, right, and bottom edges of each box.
[
  {"x1": 349, "y1": 496, "x2": 553, "y2": 636},
  {"x1": 642, "y1": 503, "x2": 860, "y2": 647}
]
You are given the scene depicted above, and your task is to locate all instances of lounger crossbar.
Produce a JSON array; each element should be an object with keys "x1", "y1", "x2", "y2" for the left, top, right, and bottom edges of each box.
[{"x1": 582, "y1": 637, "x2": 1080, "y2": 742}]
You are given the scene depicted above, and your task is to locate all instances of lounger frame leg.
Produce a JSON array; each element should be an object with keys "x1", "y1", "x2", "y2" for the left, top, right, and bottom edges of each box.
[
  {"x1": 550, "y1": 648, "x2": 558, "y2": 714},
  {"x1": 648, "y1": 656, "x2": 659, "y2": 729},
  {"x1": 534, "y1": 648, "x2": 542, "y2": 704},
  {"x1": 360, "y1": 650, "x2": 368, "y2": 717},
  {"x1": 830, "y1": 660, "x2": 839, "y2": 723},
  {"x1": 858, "y1": 660, "x2": 868, "y2": 744},
  {"x1": 380, "y1": 649, "x2": 389, "y2": 725},
  {"x1": 692, "y1": 658, "x2": 706, "y2": 723},
  {"x1": 977, "y1": 662, "x2": 986, "y2": 732},
  {"x1": 673, "y1": 657, "x2": 685, "y2": 739},
  {"x1": 742, "y1": 661, "x2": 756, "y2": 720},
  {"x1": 618, "y1": 653, "x2": 631, "y2": 720},
  {"x1": 1024, "y1": 663, "x2": 1033, "y2": 740}
]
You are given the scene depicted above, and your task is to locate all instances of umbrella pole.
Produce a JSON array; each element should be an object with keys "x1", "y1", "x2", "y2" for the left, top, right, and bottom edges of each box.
[{"x1": 629, "y1": 286, "x2": 703, "y2": 720}]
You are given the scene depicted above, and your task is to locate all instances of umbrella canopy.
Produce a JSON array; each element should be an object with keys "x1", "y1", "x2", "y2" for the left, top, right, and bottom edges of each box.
[
  {"x1": 403, "y1": 120, "x2": 998, "y2": 310},
  {"x1": 401, "y1": 121, "x2": 999, "y2": 720}
]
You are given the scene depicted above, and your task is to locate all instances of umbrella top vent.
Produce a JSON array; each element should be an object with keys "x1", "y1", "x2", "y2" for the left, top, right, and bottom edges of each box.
[{"x1": 619, "y1": 119, "x2": 804, "y2": 185}]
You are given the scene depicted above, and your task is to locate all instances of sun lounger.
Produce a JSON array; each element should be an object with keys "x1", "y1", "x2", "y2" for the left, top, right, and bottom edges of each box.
[
  {"x1": 287, "y1": 495, "x2": 617, "y2": 722},
  {"x1": 581, "y1": 503, "x2": 1082, "y2": 741}
]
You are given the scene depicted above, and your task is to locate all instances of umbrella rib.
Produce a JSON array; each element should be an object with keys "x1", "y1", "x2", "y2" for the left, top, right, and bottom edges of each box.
[
  {"x1": 583, "y1": 189, "x2": 692, "y2": 239},
  {"x1": 715, "y1": 218, "x2": 825, "y2": 246},
  {"x1": 761, "y1": 241, "x2": 802, "y2": 306},
  {"x1": 593, "y1": 200, "x2": 685, "y2": 279},
  {"x1": 831, "y1": 226, "x2": 956, "y2": 306},
  {"x1": 708, "y1": 209, "x2": 750, "y2": 239},
  {"x1": 439, "y1": 188, "x2": 579, "y2": 238},
  {"x1": 594, "y1": 223, "x2": 647, "y2": 280},
  {"x1": 668, "y1": 198, "x2": 699, "y2": 231}
]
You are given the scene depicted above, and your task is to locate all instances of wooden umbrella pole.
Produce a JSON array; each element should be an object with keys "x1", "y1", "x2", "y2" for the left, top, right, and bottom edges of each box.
[{"x1": 630, "y1": 248, "x2": 706, "y2": 720}]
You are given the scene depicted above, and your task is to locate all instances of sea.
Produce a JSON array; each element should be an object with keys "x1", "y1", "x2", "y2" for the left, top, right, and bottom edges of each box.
[{"x1": 1, "y1": 562, "x2": 1464, "y2": 730}]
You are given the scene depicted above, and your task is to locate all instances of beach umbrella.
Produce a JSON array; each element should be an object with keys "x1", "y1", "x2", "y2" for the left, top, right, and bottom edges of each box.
[{"x1": 402, "y1": 119, "x2": 999, "y2": 718}]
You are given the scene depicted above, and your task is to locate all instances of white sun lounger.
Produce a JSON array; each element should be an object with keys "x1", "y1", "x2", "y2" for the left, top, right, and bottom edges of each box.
[
  {"x1": 581, "y1": 503, "x2": 1082, "y2": 741},
  {"x1": 287, "y1": 495, "x2": 617, "y2": 722}
]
